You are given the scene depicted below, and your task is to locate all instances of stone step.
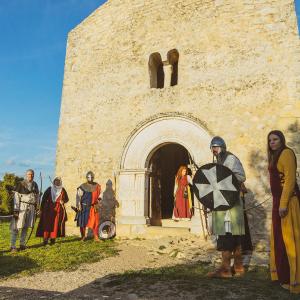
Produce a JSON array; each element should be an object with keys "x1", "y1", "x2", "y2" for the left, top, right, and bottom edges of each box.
[
  {"x1": 143, "y1": 225, "x2": 192, "y2": 238},
  {"x1": 161, "y1": 219, "x2": 191, "y2": 228},
  {"x1": 66, "y1": 221, "x2": 200, "y2": 239}
]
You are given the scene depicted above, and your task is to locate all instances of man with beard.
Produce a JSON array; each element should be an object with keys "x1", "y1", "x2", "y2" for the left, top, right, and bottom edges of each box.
[
  {"x1": 76, "y1": 171, "x2": 101, "y2": 241},
  {"x1": 10, "y1": 169, "x2": 39, "y2": 252},
  {"x1": 207, "y1": 136, "x2": 252, "y2": 278}
]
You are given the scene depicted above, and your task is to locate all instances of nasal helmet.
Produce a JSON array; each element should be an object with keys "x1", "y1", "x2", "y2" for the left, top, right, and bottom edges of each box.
[{"x1": 210, "y1": 136, "x2": 226, "y2": 151}]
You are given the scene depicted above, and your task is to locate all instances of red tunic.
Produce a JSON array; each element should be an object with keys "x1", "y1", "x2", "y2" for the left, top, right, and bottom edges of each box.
[
  {"x1": 86, "y1": 184, "x2": 101, "y2": 231},
  {"x1": 173, "y1": 176, "x2": 191, "y2": 218},
  {"x1": 36, "y1": 187, "x2": 68, "y2": 239}
]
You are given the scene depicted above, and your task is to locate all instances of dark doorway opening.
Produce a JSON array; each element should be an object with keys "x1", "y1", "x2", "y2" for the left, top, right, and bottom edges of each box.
[{"x1": 148, "y1": 143, "x2": 190, "y2": 224}]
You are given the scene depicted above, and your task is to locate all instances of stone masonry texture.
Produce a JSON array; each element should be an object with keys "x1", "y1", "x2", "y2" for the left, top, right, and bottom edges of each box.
[{"x1": 56, "y1": 0, "x2": 300, "y2": 240}]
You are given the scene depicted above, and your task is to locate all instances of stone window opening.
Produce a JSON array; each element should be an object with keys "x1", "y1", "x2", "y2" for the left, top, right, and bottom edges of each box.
[
  {"x1": 148, "y1": 49, "x2": 179, "y2": 88},
  {"x1": 149, "y1": 52, "x2": 164, "y2": 89},
  {"x1": 166, "y1": 49, "x2": 179, "y2": 86}
]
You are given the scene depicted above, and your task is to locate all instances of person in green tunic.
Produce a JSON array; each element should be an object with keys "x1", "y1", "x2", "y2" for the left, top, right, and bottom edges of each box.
[{"x1": 207, "y1": 136, "x2": 246, "y2": 278}]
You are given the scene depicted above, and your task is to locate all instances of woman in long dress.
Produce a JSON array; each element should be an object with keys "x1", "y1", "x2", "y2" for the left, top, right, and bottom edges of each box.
[
  {"x1": 173, "y1": 166, "x2": 193, "y2": 219},
  {"x1": 268, "y1": 130, "x2": 300, "y2": 293},
  {"x1": 36, "y1": 177, "x2": 68, "y2": 245}
]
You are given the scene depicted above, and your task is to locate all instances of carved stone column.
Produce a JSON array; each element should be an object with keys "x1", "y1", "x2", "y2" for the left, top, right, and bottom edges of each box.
[
  {"x1": 164, "y1": 64, "x2": 172, "y2": 87},
  {"x1": 117, "y1": 169, "x2": 150, "y2": 229}
]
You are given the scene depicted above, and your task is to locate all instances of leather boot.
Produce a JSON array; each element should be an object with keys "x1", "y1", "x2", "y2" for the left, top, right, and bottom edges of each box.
[
  {"x1": 207, "y1": 251, "x2": 232, "y2": 278},
  {"x1": 233, "y1": 245, "x2": 245, "y2": 276}
]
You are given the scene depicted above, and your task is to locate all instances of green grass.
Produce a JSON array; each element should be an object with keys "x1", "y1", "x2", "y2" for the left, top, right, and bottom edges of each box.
[{"x1": 0, "y1": 221, "x2": 118, "y2": 279}]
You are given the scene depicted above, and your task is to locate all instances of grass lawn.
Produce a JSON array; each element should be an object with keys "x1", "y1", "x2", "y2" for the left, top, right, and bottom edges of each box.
[{"x1": 0, "y1": 221, "x2": 117, "y2": 279}]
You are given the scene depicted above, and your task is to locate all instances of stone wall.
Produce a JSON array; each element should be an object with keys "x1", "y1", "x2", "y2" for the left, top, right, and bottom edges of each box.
[{"x1": 56, "y1": 0, "x2": 300, "y2": 240}]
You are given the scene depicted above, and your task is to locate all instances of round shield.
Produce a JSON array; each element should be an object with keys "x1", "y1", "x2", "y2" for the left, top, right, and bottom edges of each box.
[
  {"x1": 99, "y1": 221, "x2": 116, "y2": 240},
  {"x1": 193, "y1": 163, "x2": 240, "y2": 211}
]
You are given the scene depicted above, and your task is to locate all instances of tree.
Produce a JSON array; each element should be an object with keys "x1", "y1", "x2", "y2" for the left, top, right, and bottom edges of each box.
[{"x1": 0, "y1": 173, "x2": 23, "y2": 215}]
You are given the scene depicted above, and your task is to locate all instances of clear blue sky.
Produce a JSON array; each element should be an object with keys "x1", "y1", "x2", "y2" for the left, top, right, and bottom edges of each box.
[
  {"x1": 0, "y1": 0, "x2": 299, "y2": 187},
  {"x1": 0, "y1": 0, "x2": 106, "y2": 186}
]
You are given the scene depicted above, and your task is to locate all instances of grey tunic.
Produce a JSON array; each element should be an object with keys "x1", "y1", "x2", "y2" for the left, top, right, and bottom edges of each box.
[
  {"x1": 11, "y1": 181, "x2": 39, "y2": 230},
  {"x1": 211, "y1": 153, "x2": 246, "y2": 236}
]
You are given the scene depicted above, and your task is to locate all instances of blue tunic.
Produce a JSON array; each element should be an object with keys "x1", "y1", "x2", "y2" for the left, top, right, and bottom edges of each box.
[{"x1": 76, "y1": 189, "x2": 92, "y2": 228}]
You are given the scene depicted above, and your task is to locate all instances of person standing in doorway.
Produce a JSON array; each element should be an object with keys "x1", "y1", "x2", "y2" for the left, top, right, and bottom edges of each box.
[
  {"x1": 10, "y1": 169, "x2": 39, "y2": 252},
  {"x1": 76, "y1": 171, "x2": 101, "y2": 241},
  {"x1": 173, "y1": 165, "x2": 193, "y2": 220},
  {"x1": 268, "y1": 130, "x2": 300, "y2": 294}
]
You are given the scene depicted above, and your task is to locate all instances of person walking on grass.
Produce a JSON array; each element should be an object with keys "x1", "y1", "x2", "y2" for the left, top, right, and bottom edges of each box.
[{"x1": 36, "y1": 177, "x2": 69, "y2": 245}]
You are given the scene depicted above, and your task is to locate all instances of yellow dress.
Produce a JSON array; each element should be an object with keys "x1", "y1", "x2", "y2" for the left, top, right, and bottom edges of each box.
[{"x1": 270, "y1": 148, "x2": 300, "y2": 293}]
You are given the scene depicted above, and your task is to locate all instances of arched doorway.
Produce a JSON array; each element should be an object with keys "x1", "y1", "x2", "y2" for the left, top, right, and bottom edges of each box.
[
  {"x1": 148, "y1": 143, "x2": 190, "y2": 225},
  {"x1": 117, "y1": 114, "x2": 212, "y2": 235}
]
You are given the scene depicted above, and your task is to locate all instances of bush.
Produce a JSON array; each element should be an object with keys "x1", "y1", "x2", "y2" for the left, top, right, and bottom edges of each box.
[{"x1": 0, "y1": 173, "x2": 23, "y2": 215}]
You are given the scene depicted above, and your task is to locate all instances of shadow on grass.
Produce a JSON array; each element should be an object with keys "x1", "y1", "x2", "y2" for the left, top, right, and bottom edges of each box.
[
  {"x1": 0, "y1": 256, "x2": 38, "y2": 279},
  {"x1": 0, "y1": 236, "x2": 84, "y2": 254},
  {"x1": 26, "y1": 235, "x2": 83, "y2": 250},
  {"x1": 0, "y1": 235, "x2": 111, "y2": 255},
  {"x1": 0, "y1": 221, "x2": 119, "y2": 280}
]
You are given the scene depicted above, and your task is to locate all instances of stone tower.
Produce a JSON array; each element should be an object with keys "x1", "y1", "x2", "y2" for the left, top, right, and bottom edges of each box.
[{"x1": 56, "y1": 0, "x2": 300, "y2": 240}]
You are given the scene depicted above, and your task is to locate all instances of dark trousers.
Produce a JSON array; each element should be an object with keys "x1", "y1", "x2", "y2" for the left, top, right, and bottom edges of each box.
[{"x1": 217, "y1": 233, "x2": 242, "y2": 252}]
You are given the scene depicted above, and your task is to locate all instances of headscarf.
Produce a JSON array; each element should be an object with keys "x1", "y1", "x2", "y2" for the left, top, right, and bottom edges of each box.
[{"x1": 51, "y1": 177, "x2": 63, "y2": 202}]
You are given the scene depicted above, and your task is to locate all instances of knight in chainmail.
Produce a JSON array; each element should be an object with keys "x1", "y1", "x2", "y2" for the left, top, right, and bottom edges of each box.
[
  {"x1": 76, "y1": 171, "x2": 101, "y2": 241},
  {"x1": 207, "y1": 136, "x2": 251, "y2": 278},
  {"x1": 10, "y1": 169, "x2": 39, "y2": 252}
]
